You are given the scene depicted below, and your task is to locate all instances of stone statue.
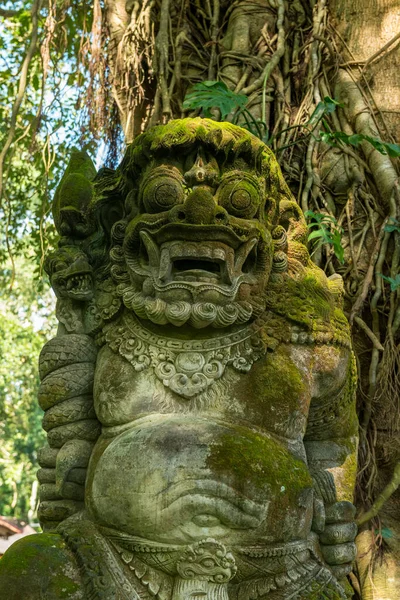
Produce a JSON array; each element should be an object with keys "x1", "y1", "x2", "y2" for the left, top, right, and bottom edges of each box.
[{"x1": 0, "y1": 119, "x2": 358, "y2": 600}]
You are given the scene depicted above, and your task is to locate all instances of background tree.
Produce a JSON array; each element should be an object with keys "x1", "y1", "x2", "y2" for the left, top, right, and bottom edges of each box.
[
  {"x1": 0, "y1": 1, "x2": 399, "y2": 597},
  {"x1": 0, "y1": 257, "x2": 56, "y2": 522}
]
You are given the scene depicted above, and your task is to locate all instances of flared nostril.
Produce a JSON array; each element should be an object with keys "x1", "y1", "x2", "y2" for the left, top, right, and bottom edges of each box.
[
  {"x1": 168, "y1": 205, "x2": 187, "y2": 223},
  {"x1": 168, "y1": 190, "x2": 229, "y2": 226},
  {"x1": 214, "y1": 209, "x2": 228, "y2": 224}
]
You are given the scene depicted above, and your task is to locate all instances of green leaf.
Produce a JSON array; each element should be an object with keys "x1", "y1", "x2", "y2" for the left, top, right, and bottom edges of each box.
[
  {"x1": 347, "y1": 134, "x2": 364, "y2": 146},
  {"x1": 319, "y1": 130, "x2": 400, "y2": 157},
  {"x1": 183, "y1": 81, "x2": 248, "y2": 120},
  {"x1": 308, "y1": 96, "x2": 342, "y2": 128},
  {"x1": 306, "y1": 211, "x2": 344, "y2": 263},
  {"x1": 364, "y1": 135, "x2": 387, "y2": 154},
  {"x1": 305, "y1": 210, "x2": 324, "y2": 223},
  {"x1": 67, "y1": 72, "x2": 76, "y2": 86},
  {"x1": 384, "y1": 218, "x2": 400, "y2": 233},
  {"x1": 364, "y1": 137, "x2": 400, "y2": 157},
  {"x1": 308, "y1": 229, "x2": 326, "y2": 241},
  {"x1": 323, "y1": 96, "x2": 343, "y2": 113},
  {"x1": 383, "y1": 142, "x2": 400, "y2": 158},
  {"x1": 32, "y1": 73, "x2": 40, "y2": 91},
  {"x1": 381, "y1": 274, "x2": 400, "y2": 292},
  {"x1": 380, "y1": 527, "x2": 394, "y2": 539},
  {"x1": 331, "y1": 229, "x2": 345, "y2": 264},
  {"x1": 306, "y1": 211, "x2": 339, "y2": 227},
  {"x1": 308, "y1": 102, "x2": 328, "y2": 128}
]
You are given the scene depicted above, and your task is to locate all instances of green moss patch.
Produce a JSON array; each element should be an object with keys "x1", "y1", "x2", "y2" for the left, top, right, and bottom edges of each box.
[
  {"x1": 0, "y1": 533, "x2": 82, "y2": 599},
  {"x1": 207, "y1": 424, "x2": 312, "y2": 500}
]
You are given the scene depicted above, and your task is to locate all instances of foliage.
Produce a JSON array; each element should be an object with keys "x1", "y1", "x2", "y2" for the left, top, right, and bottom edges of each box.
[
  {"x1": 182, "y1": 80, "x2": 269, "y2": 142},
  {"x1": 320, "y1": 131, "x2": 400, "y2": 157},
  {"x1": 305, "y1": 211, "x2": 345, "y2": 264},
  {"x1": 308, "y1": 96, "x2": 343, "y2": 127},
  {"x1": 182, "y1": 87, "x2": 339, "y2": 143},
  {"x1": 183, "y1": 81, "x2": 399, "y2": 167},
  {"x1": 0, "y1": 1, "x2": 106, "y2": 281},
  {"x1": 0, "y1": 256, "x2": 56, "y2": 522},
  {"x1": 380, "y1": 274, "x2": 400, "y2": 292},
  {"x1": 384, "y1": 218, "x2": 400, "y2": 233},
  {"x1": 182, "y1": 80, "x2": 247, "y2": 120}
]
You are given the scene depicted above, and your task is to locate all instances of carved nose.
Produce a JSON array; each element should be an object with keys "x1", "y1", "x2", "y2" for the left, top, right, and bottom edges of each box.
[{"x1": 169, "y1": 188, "x2": 228, "y2": 225}]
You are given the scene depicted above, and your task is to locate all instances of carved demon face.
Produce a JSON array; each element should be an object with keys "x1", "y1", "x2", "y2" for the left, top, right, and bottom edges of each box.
[
  {"x1": 45, "y1": 247, "x2": 93, "y2": 301},
  {"x1": 112, "y1": 120, "x2": 290, "y2": 328}
]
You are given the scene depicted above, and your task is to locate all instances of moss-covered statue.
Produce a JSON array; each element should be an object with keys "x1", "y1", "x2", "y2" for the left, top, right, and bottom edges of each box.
[{"x1": 0, "y1": 119, "x2": 358, "y2": 600}]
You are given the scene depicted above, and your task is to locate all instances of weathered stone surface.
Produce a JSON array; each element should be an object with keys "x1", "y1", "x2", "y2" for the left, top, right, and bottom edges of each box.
[
  {"x1": 39, "y1": 334, "x2": 97, "y2": 380},
  {"x1": 0, "y1": 533, "x2": 83, "y2": 600},
  {"x1": 0, "y1": 119, "x2": 358, "y2": 599}
]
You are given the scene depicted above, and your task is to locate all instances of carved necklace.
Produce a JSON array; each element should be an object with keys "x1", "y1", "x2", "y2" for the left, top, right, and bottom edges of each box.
[{"x1": 103, "y1": 312, "x2": 279, "y2": 399}]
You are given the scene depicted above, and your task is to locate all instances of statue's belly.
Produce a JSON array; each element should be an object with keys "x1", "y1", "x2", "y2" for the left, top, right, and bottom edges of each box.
[{"x1": 86, "y1": 415, "x2": 313, "y2": 546}]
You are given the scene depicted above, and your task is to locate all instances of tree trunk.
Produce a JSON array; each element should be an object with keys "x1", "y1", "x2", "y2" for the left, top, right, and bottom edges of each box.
[
  {"x1": 329, "y1": 2, "x2": 400, "y2": 598},
  {"x1": 100, "y1": 1, "x2": 400, "y2": 597}
]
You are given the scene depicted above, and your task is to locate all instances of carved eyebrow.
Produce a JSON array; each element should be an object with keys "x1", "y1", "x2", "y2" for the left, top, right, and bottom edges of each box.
[
  {"x1": 218, "y1": 171, "x2": 261, "y2": 188},
  {"x1": 142, "y1": 163, "x2": 183, "y2": 182},
  {"x1": 140, "y1": 164, "x2": 185, "y2": 185}
]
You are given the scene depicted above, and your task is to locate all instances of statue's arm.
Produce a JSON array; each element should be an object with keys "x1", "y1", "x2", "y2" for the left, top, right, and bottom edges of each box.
[
  {"x1": 304, "y1": 348, "x2": 358, "y2": 580},
  {"x1": 37, "y1": 324, "x2": 100, "y2": 531}
]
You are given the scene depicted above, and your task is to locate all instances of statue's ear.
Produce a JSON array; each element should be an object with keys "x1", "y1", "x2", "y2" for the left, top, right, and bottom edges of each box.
[
  {"x1": 327, "y1": 273, "x2": 345, "y2": 309},
  {"x1": 277, "y1": 199, "x2": 311, "y2": 268},
  {"x1": 278, "y1": 199, "x2": 308, "y2": 244},
  {"x1": 52, "y1": 150, "x2": 97, "y2": 237},
  {"x1": 99, "y1": 199, "x2": 125, "y2": 235},
  {"x1": 91, "y1": 166, "x2": 126, "y2": 235}
]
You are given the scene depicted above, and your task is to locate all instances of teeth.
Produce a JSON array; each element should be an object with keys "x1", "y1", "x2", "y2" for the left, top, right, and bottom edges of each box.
[
  {"x1": 236, "y1": 302, "x2": 253, "y2": 323},
  {"x1": 159, "y1": 248, "x2": 171, "y2": 281},
  {"x1": 130, "y1": 292, "x2": 147, "y2": 319},
  {"x1": 169, "y1": 242, "x2": 184, "y2": 257},
  {"x1": 212, "y1": 248, "x2": 225, "y2": 261},
  {"x1": 140, "y1": 231, "x2": 160, "y2": 268},
  {"x1": 67, "y1": 274, "x2": 91, "y2": 294},
  {"x1": 133, "y1": 237, "x2": 258, "y2": 287},
  {"x1": 168, "y1": 242, "x2": 227, "y2": 262},
  {"x1": 234, "y1": 238, "x2": 257, "y2": 273},
  {"x1": 119, "y1": 287, "x2": 255, "y2": 328}
]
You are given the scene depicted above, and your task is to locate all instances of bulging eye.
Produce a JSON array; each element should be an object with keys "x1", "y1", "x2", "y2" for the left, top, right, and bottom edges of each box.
[
  {"x1": 216, "y1": 173, "x2": 261, "y2": 218},
  {"x1": 141, "y1": 173, "x2": 185, "y2": 213},
  {"x1": 54, "y1": 261, "x2": 66, "y2": 272}
]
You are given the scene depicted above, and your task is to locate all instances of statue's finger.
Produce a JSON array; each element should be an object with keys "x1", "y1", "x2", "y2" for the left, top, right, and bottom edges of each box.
[
  {"x1": 319, "y1": 521, "x2": 357, "y2": 545},
  {"x1": 325, "y1": 500, "x2": 357, "y2": 524},
  {"x1": 330, "y1": 563, "x2": 353, "y2": 580},
  {"x1": 312, "y1": 496, "x2": 326, "y2": 533},
  {"x1": 321, "y1": 541, "x2": 357, "y2": 565}
]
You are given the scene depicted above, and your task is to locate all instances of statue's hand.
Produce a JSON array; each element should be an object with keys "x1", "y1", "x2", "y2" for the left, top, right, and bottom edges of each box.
[{"x1": 319, "y1": 500, "x2": 357, "y2": 579}]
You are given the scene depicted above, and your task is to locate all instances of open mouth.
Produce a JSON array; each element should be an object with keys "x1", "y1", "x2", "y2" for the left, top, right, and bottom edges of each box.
[
  {"x1": 64, "y1": 272, "x2": 92, "y2": 296},
  {"x1": 129, "y1": 231, "x2": 258, "y2": 290},
  {"x1": 172, "y1": 258, "x2": 221, "y2": 281},
  {"x1": 161, "y1": 241, "x2": 234, "y2": 285}
]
